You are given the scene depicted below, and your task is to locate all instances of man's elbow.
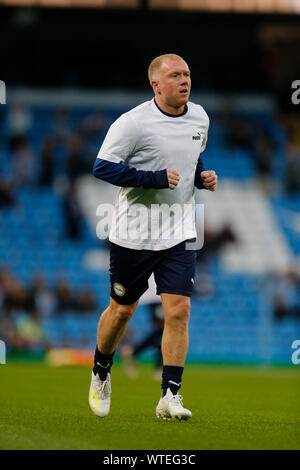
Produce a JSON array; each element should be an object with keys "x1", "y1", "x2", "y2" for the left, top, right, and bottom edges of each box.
[{"x1": 93, "y1": 159, "x2": 101, "y2": 179}]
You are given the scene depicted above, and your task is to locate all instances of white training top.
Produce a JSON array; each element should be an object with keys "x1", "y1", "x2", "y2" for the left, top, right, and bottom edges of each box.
[{"x1": 96, "y1": 98, "x2": 209, "y2": 250}]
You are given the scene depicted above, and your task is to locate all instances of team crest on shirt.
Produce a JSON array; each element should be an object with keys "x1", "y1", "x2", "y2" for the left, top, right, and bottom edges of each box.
[{"x1": 113, "y1": 282, "x2": 126, "y2": 297}]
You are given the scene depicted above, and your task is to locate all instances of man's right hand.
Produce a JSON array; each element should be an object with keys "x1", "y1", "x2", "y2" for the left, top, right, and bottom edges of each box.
[{"x1": 167, "y1": 169, "x2": 180, "y2": 190}]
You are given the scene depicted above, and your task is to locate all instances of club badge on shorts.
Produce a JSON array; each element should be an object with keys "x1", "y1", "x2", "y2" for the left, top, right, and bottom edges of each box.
[{"x1": 113, "y1": 282, "x2": 126, "y2": 297}]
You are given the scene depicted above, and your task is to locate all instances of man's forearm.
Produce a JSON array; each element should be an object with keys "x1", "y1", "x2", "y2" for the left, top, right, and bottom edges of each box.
[{"x1": 93, "y1": 158, "x2": 169, "y2": 189}]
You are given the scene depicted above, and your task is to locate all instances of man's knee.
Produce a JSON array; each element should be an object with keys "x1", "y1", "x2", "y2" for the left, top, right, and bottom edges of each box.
[
  {"x1": 164, "y1": 299, "x2": 190, "y2": 326},
  {"x1": 109, "y1": 299, "x2": 137, "y2": 326}
]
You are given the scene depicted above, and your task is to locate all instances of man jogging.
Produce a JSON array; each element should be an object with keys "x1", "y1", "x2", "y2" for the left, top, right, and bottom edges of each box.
[{"x1": 89, "y1": 53, "x2": 218, "y2": 420}]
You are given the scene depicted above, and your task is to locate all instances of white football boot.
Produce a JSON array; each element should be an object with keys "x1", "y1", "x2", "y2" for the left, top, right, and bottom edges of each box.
[
  {"x1": 156, "y1": 388, "x2": 192, "y2": 421},
  {"x1": 88, "y1": 371, "x2": 111, "y2": 417}
]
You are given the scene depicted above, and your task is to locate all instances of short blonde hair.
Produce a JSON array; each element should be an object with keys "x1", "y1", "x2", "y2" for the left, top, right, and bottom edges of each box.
[{"x1": 148, "y1": 53, "x2": 186, "y2": 83}]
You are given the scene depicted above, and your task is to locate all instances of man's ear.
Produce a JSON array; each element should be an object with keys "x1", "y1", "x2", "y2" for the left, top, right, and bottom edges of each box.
[{"x1": 151, "y1": 80, "x2": 160, "y2": 94}]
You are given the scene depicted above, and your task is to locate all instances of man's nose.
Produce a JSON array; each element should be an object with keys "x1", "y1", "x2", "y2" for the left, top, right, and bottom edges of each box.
[{"x1": 180, "y1": 75, "x2": 189, "y2": 85}]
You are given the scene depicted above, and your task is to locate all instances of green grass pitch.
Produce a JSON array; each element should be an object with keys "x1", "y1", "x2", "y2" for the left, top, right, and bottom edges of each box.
[{"x1": 0, "y1": 362, "x2": 299, "y2": 450}]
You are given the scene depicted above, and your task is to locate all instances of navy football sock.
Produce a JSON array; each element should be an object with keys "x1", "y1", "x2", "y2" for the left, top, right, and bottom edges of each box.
[
  {"x1": 93, "y1": 346, "x2": 115, "y2": 381},
  {"x1": 161, "y1": 365, "x2": 184, "y2": 396}
]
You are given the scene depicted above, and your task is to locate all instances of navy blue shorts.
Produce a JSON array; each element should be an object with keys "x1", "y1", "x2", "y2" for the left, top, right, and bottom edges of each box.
[{"x1": 109, "y1": 239, "x2": 197, "y2": 305}]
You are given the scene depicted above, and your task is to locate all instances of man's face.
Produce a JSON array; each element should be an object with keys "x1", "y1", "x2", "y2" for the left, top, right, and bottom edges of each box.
[{"x1": 153, "y1": 58, "x2": 191, "y2": 109}]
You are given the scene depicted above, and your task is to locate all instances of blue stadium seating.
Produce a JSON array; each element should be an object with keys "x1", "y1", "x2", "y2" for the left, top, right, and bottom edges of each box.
[{"x1": 0, "y1": 103, "x2": 299, "y2": 364}]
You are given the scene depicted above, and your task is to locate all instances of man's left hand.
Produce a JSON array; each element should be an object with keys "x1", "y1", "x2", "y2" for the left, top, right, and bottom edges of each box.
[{"x1": 200, "y1": 170, "x2": 218, "y2": 191}]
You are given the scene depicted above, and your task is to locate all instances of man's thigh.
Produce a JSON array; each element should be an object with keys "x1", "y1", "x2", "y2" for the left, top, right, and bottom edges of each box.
[
  {"x1": 160, "y1": 293, "x2": 191, "y2": 317},
  {"x1": 154, "y1": 239, "x2": 197, "y2": 298},
  {"x1": 109, "y1": 296, "x2": 139, "y2": 314},
  {"x1": 109, "y1": 242, "x2": 158, "y2": 305}
]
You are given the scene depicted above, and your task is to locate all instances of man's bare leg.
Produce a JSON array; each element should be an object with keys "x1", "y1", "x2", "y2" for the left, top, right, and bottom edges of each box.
[
  {"x1": 160, "y1": 293, "x2": 190, "y2": 366},
  {"x1": 89, "y1": 297, "x2": 139, "y2": 417},
  {"x1": 155, "y1": 293, "x2": 192, "y2": 419},
  {"x1": 97, "y1": 297, "x2": 138, "y2": 354}
]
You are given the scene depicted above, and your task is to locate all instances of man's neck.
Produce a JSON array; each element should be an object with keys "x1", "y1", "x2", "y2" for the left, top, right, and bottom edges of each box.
[{"x1": 154, "y1": 96, "x2": 186, "y2": 116}]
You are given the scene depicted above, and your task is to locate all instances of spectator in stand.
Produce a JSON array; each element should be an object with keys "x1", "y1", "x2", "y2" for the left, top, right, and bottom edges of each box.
[
  {"x1": 269, "y1": 268, "x2": 300, "y2": 320},
  {"x1": 62, "y1": 179, "x2": 83, "y2": 240},
  {"x1": 0, "y1": 310, "x2": 25, "y2": 352},
  {"x1": 79, "y1": 110, "x2": 109, "y2": 174},
  {"x1": 194, "y1": 224, "x2": 237, "y2": 297},
  {"x1": 197, "y1": 224, "x2": 237, "y2": 264},
  {"x1": 1, "y1": 265, "x2": 98, "y2": 319},
  {"x1": 6, "y1": 101, "x2": 32, "y2": 152},
  {"x1": 286, "y1": 151, "x2": 300, "y2": 194},
  {"x1": 14, "y1": 309, "x2": 51, "y2": 352},
  {"x1": 29, "y1": 273, "x2": 57, "y2": 318},
  {"x1": 77, "y1": 288, "x2": 97, "y2": 313},
  {"x1": 284, "y1": 119, "x2": 300, "y2": 194},
  {"x1": 0, "y1": 267, "x2": 30, "y2": 316},
  {"x1": 12, "y1": 137, "x2": 35, "y2": 187},
  {"x1": 0, "y1": 177, "x2": 15, "y2": 208},
  {"x1": 250, "y1": 128, "x2": 274, "y2": 190},
  {"x1": 52, "y1": 108, "x2": 71, "y2": 143},
  {"x1": 55, "y1": 278, "x2": 77, "y2": 313},
  {"x1": 39, "y1": 136, "x2": 56, "y2": 187},
  {"x1": 218, "y1": 102, "x2": 253, "y2": 150},
  {"x1": 218, "y1": 102, "x2": 275, "y2": 187},
  {"x1": 0, "y1": 267, "x2": 52, "y2": 353},
  {"x1": 80, "y1": 109, "x2": 108, "y2": 141},
  {"x1": 66, "y1": 134, "x2": 84, "y2": 181},
  {"x1": 0, "y1": 267, "x2": 15, "y2": 300}
]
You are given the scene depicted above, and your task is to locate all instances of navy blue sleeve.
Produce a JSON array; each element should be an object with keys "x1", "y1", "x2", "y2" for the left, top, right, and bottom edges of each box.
[
  {"x1": 194, "y1": 156, "x2": 207, "y2": 190},
  {"x1": 93, "y1": 158, "x2": 169, "y2": 189}
]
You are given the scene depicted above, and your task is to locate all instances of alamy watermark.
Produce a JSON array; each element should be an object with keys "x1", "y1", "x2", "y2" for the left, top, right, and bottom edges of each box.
[
  {"x1": 0, "y1": 80, "x2": 6, "y2": 104},
  {"x1": 291, "y1": 340, "x2": 300, "y2": 365},
  {"x1": 291, "y1": 80, "x2": 300, "y2": 105},
  {"x1": 0, "y1": 340, "x2": 6, "y2": 364},
  {"x1": 95, "y1": 202, "x2": 205, "y2": 250}
]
